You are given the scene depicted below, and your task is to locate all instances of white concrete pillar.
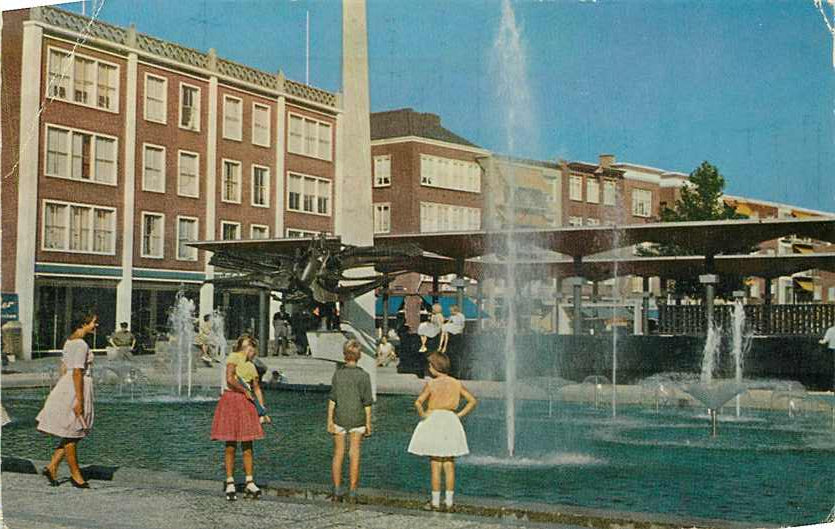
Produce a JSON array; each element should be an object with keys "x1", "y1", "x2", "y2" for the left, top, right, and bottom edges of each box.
[
  {"x1": 200, "y1": 75, "x2": 219, "y2": 318},
  {"x1": 339, "y1": 0, "x2": 375, "y2": 327},
  {"x1": 116, "y1": 51, "x2": 139, "y2": 327},
  {"x1": 15, "y1": 22, "x2": 43, "y2": 359}
]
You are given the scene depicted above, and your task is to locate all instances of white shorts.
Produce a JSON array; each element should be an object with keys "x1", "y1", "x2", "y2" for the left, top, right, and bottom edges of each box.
[{"x1": 333, "y1": 424, "x2": 366, "y2": 435}]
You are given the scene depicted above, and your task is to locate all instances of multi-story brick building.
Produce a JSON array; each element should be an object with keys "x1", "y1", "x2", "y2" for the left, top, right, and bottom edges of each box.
[{"x1": 1, "y1": 7, "x2": 341, "y2": 355}]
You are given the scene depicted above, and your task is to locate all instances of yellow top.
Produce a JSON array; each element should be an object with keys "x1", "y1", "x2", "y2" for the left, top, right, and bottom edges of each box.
[{"x1": 227, "y1": 351, "x2": 258, "y2": 384}]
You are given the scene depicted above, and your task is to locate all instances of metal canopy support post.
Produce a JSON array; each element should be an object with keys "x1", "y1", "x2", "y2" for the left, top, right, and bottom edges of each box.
[
  {"x1": 572, "y1": 256, "x2": 584, "y2": 336},
  {"x1": 642, "y1": 276, "x2": 651, "y2": 336},
  {"x1": 432, "y1": 275, "x2": 439, "y2": 304},
  {"x1": 454, "y1": 258, "x2": 466, "y2": 314},
  {"x1": 381, "y1": 273, "x2": 390, "y2": 338},
  {"x1": 476, "y1": 280, "x2": 484, "y2": 330},
  {"x1": 259, "y1": 288, "x2": 269, "y2": 357},
  {"x1": 763, "y1": 276, "x2": 772, "y2": 335},
  {"x1": 700, "y1": 273, "x2": 719, "y2": 334}
]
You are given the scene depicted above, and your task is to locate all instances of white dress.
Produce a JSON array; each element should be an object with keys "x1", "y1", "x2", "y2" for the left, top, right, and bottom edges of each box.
[
  {"x1": 408, "y1": 410, "x2": 469, "y2": 457},
  {"x1": 36, "y1": 339, "x2": 95, "y2": 439},
  {"x1": 418, "y1": 313, "x2": 443, "y2": 338},
  {"x1": 442, "y1": 313, "x2": 465, "y2": 335}
]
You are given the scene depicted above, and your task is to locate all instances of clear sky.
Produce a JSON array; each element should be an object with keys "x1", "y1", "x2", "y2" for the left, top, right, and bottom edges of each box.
[{"x1": 59, "y1": 0, "x2": 835, "y2": 212}]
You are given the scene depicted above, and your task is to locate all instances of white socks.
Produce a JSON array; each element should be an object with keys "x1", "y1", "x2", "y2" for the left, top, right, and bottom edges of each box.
[
  {"x1": 431, "y1": 491, "x2": 441, "y2": 507},
  {"x1": 445, "y1": 490, "x2": 454, "y2": 507},
  {"x1": 245, "y1": 475, "x2": 259, "y2": 492}
]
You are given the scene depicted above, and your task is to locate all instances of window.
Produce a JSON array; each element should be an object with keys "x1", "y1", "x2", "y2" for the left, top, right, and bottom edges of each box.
[
  {"x1": 287, "y1": 229, "x2": 318, "y2": 238},
  {"x1": 46, "y1": 48, "x2": 118, "y2": 111},
  {"x1": 250, "y1": 225, "x2": 269, "y2": 239},
  {"x1": 374, "y1": 203, "x2": 391, "y2": 234},
  {"x1": 374, "y1": 155, "x2": 391, "y2": 187},
  {"x1": 222, "y1": 160, "x2": 241, "y2": 203},
  {"x1": 419, "y1": 202, "x2": 480, "y2": 233},
  {"x1": 603, "y1": 180, "x2": 617, "y2": 206},
  {"x1": 569, "y1": 175, "x2": 583, "y2": 201},
  {"x1": 221, "y1": 221, "x2": 240, "y2": 241},
  {"x1": 632, "y1": 189, "x2": 653, "y2": 218},
  {"x1": 586, "y1": 178, "x2": 600, "y2": 204},
  {"x1": 287, "y1": 113, "x2": 332, "y2": 161},
  {"x1": 568, "y1": 216, "x2": 583, "y2": 226},
  {"x1": 287, "y1": 173, "x2": 331, "y2": 216},
  {"x1": 179, "y1": 84, "x2": 200, "y2": 131},
  {"x1": 419, "y1": 155, "x2": 480, "y2": 192},
  {"x1": 142, "y1": 144, "x2": 165, "y2": 192},
  {"x1": 43, "y1": 201, "x2": 115, "y2": 254},
  {"x1": 178, "y1": 151, "x2": 199, "y2": 198},
  {"x1": 141, "y1": 212, "x2": 164, "y2": 258},
  {"x1": 223, "y1": 95, "x2": 242, "y2": 140},
  {"x1": 47, "y1": 49, "x2": 70, "y2": 99},
  {"x1": 45, "y1": 125, "x2": 117, "y2": 185},
  {"x1": 144, "y1": 74, "x2": 167, "y2": 123},
  {"x1": 252, "y1": 165, "x2": 270, "y2": 207},
  {"x1": 252, "y1": 103, "x2": 270, "y2": 146},
  {"x1": 176, "y1": 217, "x2": 199, "y2": 261},
  {"x1": 586, "y1": 217, "x2": 600, "y2": 226}
]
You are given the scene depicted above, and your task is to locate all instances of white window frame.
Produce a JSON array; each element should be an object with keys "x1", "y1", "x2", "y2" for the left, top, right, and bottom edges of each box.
[
  {"x1": 220, "y1": 220, "x2": 241, "y2": 241},
  {"x1": 568, "y1": 216, "x2": 583, "y2": 227},
  {"x1": 374, "y1": 155, "x2": 391, "y2": 187},
  {"x1": 286, "y1": 172, "x2": 332, "y2": 217},
  {"x1": 251, "y1": 102, "x2": 271, "y2": 147},
  {"x1": 141, "y1": 143, "x2": 166, "y2": 193},
  {"x1": 586, "y1": 217, "x2": 600, "y2": 226},
  {"x1": 140, "y1": 211, "x2": 165, "y2": 259},
  {"x1": 143, "y1": 73, "x2": 168, "y2": 124},
  {"x1": 632, "y1": 188, "x2": 653, "y2": 218},
  {"x1": 286, "y1": 228, "x2": 319, "y2": 238},
  {"x1": 221, "y1": 159, "x2": 242, "y2": 204},
  {"x1": 41, "y1": 199, "x2": 116, "y2": 255},
  {"x1": 175, "y1": 215, "x2": 199, "y2": 261},
  {"x1": 374, "y1": 203, "x2": 391, "y2": 234},
  {"x1": 223, "y1": 95, "x2": 243, "y2": 141},
  {"x1": 177, "y1": 150, "x2": 200, "y2": 198},
  {"x1": 287, "y1": 112, "x2": 332, "y2": 161},
  {"x1": 569, "y1": 175, "x2": 583, "y2": 202},
  {"x1": 251, "y1": 164, "x2": 271, "y2": 208},
  {"x1": 178, "y1": 82, "x2": 201, "y2": 132},
  {"x1": 419, "y1": 154, "x2": 480, "y2": 193},
  {"x1": 419, "y1": 201, "x2": 480, "y2": 233},
  {"x1": 586, "y1": 178, "x2": 600, "y2": 204},
  {"x1": 250, "y1": 224, "x2": 269, "y2": 239},
  {"x1": 46, "y1": 47, "x2": 120, "y2": 113},
  {"x1": 44, "y1": 124, "x2": 118, "y2": 186},
  {"x1": 603, "y1": 179, "x2": 617, "y2": 206}
]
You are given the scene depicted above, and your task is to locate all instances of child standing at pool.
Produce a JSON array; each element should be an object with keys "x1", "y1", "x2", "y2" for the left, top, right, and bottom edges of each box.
[
  {"x1": 327, "y1": 339, "x2": 373, "y2": 503},
  {"x1": 408, "y1": 352, "x2": 477, "y2": 511}
]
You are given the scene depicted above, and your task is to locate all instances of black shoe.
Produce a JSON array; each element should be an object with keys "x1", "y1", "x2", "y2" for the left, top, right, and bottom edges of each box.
[
  {"x1": 69, "y1": 477, "x2": 90, "y2": 489},
  {"x1": 422, "y1": 501, "x2": 440, "y2": 512},
  {"x1": 225, "y1": 481, "x2": 237, "y2": 501},
  {"x1": 41, "y1": 467, "x2": 58, "y2": 487},
  {"x1": 243, "y1": 481, "x2": 261, "y2": 500}
]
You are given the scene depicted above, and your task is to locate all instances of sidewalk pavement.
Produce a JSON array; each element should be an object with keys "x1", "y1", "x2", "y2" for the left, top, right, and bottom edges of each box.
[{"x1": 1, "y1": 466, "x2": 588, "y2": 529}]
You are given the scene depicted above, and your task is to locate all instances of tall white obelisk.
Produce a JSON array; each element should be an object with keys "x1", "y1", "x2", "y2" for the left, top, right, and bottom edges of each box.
[{"x1": 336, "y1": 0, "x2": 375, "y2": 329}]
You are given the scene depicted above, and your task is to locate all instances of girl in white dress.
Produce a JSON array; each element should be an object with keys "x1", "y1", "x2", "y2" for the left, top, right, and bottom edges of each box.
[
  {"x1": 408, "y1": 352, "x2": 477, "y2": 511},
  {"x1": 417, "y1": 303, "x2": 444, "y2": 353},
  {"x1": 36, "y1": 313, "x2": 98, "y2": 488}
]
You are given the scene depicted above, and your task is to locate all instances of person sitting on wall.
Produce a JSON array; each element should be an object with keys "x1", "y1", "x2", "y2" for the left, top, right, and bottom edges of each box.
[
  {"x1": 438, "y1": 305, "x2": 465, "y2": 353},
  {"x1": 418, "y1": 303, "x2": 444, "y2": 353},
  {"x1": 108, "y1": 322, "x2": 136, "y2": 354},
  {"x1": 820, "y1": 323, "x2": 835, "y2": 353},
  {"x1": 376, "y1": 336, "x2": 398, "y2": 367},
  {"x1": 195, "y1": 314, "x2": 215, "y2": 366}
]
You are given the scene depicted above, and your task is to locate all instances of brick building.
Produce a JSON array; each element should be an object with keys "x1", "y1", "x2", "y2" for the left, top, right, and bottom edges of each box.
[{"x1": 1, "y1": 7, "x2": 341, "y2": 355}]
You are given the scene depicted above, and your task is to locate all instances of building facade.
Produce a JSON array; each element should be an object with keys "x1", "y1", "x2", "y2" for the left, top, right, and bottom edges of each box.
[{"x1": 1, "y1": 7, "x2": 342, "y2": 355}]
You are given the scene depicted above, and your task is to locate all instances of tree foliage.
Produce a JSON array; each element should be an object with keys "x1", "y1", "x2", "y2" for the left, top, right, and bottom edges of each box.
[{"x1": 640, "y1": 161, "x2": 748, "y2": 299}]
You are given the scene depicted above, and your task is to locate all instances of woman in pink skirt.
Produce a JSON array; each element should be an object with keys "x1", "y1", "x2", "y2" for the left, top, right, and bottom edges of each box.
[
  {"x1": 210, "y1": 335, "x2": 270, "y2": 501},
  {"x1": 36, "y1": 313, "x2": 98, "y2": 489}
]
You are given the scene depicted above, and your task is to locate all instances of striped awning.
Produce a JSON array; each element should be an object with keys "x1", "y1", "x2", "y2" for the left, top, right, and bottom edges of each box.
[{"x1": 794, "y1": 278, "x2": 814, "y2": 292}]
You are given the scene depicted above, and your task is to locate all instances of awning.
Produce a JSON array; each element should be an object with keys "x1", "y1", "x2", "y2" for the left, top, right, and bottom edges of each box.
[
  {"x1": 792, "y1": 244, "x2": 814, "y2": 254},
  {"x1": 421, "y1": 295, "x2": 484, "y2": 319},
  {"x1": 792, "y1": 210, "x2": 817, "y2": 219},
  {"x1": 794, "y1": 278, "x2": 814, "y2": 292},
  {"x1": 734, "y1": 203, "x2": 754, "y2": 217},
  {"x1": 375, "y1": 296, "x2": 404, "y2": 316}
]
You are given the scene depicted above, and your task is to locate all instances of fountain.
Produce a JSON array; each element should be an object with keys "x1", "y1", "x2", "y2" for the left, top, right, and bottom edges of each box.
[
  {"x1": 730, "y1": 301, "x2": 753, "y2": 417},
  {"x1": 207, "y1": 309, "x2": 228, "y2": 393},
  {"x1": 167, "y1": 290, "x2": 197, "y2": 398}
]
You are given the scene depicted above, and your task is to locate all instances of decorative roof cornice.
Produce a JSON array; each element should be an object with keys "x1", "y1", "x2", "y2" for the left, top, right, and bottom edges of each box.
[{"x1": 32, "y1": 6, "x2": 338, "y2": 110}]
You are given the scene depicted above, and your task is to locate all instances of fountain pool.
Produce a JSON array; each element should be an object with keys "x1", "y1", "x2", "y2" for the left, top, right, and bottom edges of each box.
[{"x1": 3, "y1": 388, "x2": 834, "y2": 525}]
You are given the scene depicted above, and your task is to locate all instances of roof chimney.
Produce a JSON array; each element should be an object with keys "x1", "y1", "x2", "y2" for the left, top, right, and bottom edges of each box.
[{"x1": 599, "y1": 154, "x2": 615, "y2": 169}]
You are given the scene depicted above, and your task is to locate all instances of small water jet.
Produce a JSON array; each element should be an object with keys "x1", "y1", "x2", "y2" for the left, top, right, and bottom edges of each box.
[{"x1": 167, "y1": 290, "x2": 197, "y2": 398}]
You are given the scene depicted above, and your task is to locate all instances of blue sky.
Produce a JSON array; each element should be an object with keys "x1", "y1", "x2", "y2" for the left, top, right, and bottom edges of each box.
[{"x1": 60, "y1": 0, "x2": 834, "y2": 212}]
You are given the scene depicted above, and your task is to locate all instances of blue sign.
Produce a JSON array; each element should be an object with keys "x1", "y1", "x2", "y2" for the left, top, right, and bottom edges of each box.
[{"x1": 1, "y1": 293, "x2": 19, "y2": 323}]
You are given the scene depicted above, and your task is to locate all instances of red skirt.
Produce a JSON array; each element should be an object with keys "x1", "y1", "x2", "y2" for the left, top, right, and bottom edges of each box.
[{"x1": 210, "y1": 391, "x2": 264, "y2": 442}]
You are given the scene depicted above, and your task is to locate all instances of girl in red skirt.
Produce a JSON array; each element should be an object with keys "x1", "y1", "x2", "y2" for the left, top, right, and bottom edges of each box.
[{"x1": 210, "y1": 335, "x2": 270, "y2": 501}]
